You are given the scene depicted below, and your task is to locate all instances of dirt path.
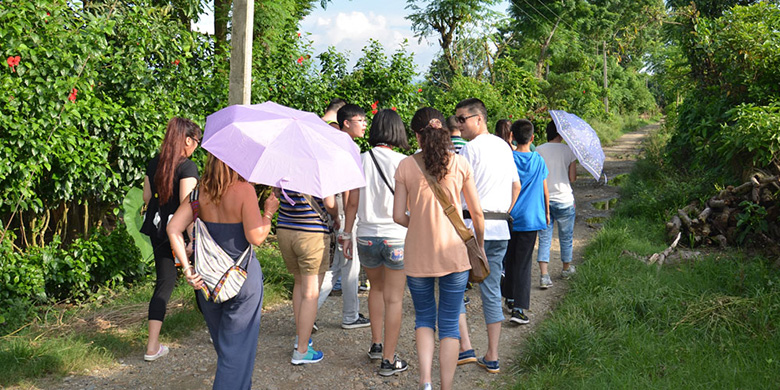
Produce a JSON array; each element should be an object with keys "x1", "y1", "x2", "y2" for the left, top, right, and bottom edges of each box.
[{"x1": 47, "y1": 124, "x2": 656, "y2": 390}]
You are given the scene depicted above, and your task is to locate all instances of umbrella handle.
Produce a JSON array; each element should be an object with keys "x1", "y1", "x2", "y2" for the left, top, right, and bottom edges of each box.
[{"x1": 277, "y1": 179, "x2": 296, "y2": 205}]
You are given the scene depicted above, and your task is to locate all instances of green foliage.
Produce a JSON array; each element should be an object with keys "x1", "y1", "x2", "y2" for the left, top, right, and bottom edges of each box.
[
  {"x1": 735, "y1": 201, "x2": 769, "y2": 245},
  {"x1": 122, "y1": 187, "x2": 153, "y2": 262}
]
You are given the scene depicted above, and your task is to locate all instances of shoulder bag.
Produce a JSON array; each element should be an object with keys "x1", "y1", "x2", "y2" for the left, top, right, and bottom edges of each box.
[
  {"x1": 301, "y1": 193, "x2": 337, "y2": 266},
  {"x1": 412, "y1": 154, "x2": 489, "y2": 283},
  {"x1": 190, "y1": 187, "x2": 252, "y2": 303}
]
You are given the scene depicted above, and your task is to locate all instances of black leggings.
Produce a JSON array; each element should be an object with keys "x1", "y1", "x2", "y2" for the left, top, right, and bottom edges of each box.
[
  {"x1": 501, "y1": 230, "x2": 538, "y2": 311},
  {"x1": 148, "y1": 237, "x2": 177, "y2": 321}
]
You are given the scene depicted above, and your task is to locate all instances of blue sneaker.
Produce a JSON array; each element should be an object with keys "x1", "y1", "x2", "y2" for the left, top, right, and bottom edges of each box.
[
  {"x1": 476, "y1": 356, "x2": 500, "y2": 373},
  {"x1": 457, "y1": 349, "x2": 477, "y2": 365},
  {"x1": 291, "y1": 345, "x2": 323, "y2": 365}
]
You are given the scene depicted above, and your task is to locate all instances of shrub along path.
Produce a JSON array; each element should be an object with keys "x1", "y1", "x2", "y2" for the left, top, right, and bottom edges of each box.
[{"x1": 43, "y1": 124, "x2": 657, "y2": 390}]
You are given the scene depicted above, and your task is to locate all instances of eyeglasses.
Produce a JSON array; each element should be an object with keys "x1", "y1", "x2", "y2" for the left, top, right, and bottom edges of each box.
[
  {"x1": 456, "y1": 114, "x2": 479, "y2": 124},
  {"x1": 189, "y1": 137, "x2": 201, "y2": 145},
  {"x1": 349, "y1": 118, "x2": 367, "y2": 124}
]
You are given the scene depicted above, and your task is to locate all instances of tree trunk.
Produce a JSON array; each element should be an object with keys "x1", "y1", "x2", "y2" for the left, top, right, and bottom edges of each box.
[
  {"x1": 535, "y1": 16, "x2": 560, "y2": 79},
  {"x1": 603, "y1": 40, "x2": 609, "y2": 114},
  {"x1": 215, "y1": 0, "x2": 232, "y2": 52}
]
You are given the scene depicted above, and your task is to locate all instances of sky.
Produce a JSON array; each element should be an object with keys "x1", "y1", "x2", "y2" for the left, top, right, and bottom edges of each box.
[{"x1": 193, "y1": 0, "x2": 510, "y2": 76}]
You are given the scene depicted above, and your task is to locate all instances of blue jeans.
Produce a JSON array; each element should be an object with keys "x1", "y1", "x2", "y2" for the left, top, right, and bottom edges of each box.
[
  {"x1": 407, "y1": 270, "x2": 469, "y2": 340},
  {"x1": 472, "y1": 240, "x2": 507, "y2": 324},
  {"x1": 537, "y1": 201, "x2": 576, "y2": 263},
  {"x1": 357, "y1": 237, "x2": 405, "y2": 270}
]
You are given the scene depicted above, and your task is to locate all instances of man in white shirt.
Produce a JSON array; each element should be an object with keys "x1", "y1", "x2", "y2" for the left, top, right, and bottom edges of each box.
[
  {"x1": 535, "y1": 121, "x2": 578, "y2": 288},
  {"x1": 453, "y1": 98, "x2": 521, "y2": 374}
]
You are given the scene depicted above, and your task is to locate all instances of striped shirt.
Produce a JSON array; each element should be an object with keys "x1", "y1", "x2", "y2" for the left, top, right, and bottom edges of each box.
[
  {"x1": 451, "y1": 135, "x2": 467, "y2": 154},
  {"x1": 276, "y1": 191, "x2": 329, "y2": 233}
]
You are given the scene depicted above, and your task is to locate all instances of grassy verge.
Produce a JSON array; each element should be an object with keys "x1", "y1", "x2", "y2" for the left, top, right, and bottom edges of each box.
[
  {"x1": 510, "y1": 121, "x2": 780, "y2": 388},
  {"x1": 590, "y1": 112, "x2": 659, "y2": 146},
  {"x1": 0, "y1": 242, "x2": 291, "y2": 388}
]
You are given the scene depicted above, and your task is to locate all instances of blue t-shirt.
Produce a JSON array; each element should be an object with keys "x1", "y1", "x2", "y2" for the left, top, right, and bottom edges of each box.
[
  {"x1": 510, "y1": 151, "x2": 548, "y2": 232},
  {"x1": 276, "y1": 191, "x2": 329, "y2": 233}
]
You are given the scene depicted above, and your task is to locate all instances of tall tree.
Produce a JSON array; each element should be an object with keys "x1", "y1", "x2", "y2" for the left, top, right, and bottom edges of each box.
[{"x1": 406, "y1": 0, "x2": 499, "y2": 77}]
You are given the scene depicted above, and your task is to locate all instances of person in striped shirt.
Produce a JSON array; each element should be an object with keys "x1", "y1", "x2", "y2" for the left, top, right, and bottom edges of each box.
[
  {"x1": 276, "y1": 189, "x2": 339, "y2": 365},
  {"x1": 446, "y1": 115, "x2": 467, "y2": 154}
]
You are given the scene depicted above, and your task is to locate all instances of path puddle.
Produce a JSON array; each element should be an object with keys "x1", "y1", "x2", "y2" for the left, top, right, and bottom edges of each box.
[{"x1": 592, "y1": 197, "x2": 619, "y2": 210}]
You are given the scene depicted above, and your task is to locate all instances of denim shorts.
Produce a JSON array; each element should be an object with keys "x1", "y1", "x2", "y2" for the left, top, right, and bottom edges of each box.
[
  {"x1": 407, "y1": 270, "x2": 469, "y2": 340},
  {"x1": 357, "y1": 237, "x2": 405, "y2": 270}
]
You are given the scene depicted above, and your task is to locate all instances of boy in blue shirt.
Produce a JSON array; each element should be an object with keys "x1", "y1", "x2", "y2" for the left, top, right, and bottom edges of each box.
[{"x1": 501, "y1": 119, "x2": 549, "y2": 324}]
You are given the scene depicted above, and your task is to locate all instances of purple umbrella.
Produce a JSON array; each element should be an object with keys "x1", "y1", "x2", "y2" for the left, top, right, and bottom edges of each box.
[
  {"x1": 549, "y1": 110, "x2": 606, "y2": 183},
  {"x1": 202, "y1": 101, "x2": 365, "y2": 199}
]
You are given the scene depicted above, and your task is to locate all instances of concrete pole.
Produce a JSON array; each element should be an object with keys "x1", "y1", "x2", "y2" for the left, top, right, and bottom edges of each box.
[{"x1": 228, "y1": 0, "x2": 254, "y2": 105}]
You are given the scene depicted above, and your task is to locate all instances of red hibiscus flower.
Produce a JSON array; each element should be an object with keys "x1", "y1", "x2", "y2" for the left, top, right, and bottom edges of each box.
[
  {"x1": 372, "y1": 109, "x2": 378, "y2": 115},
  {"x1": 391, "y1": 107, "x2": 396, "y2": 111},
  {"x1": 509, "y1": 114, "x2": 513, "y2": 118},
  {"x1": 297, "y1": 56, "x2": 304, "y2": 64},
  {"x1": 173, "y1": 59, "x2": 180, "y2": 66},
  {"x1": 297, "y1": 32, "x2": 301, "y2": 38},
  {"x1": 7, "y1": 56, "x2": 20, "y2": 73},
  {"x1": 417, "y1": 88, "x2": 422, "y2": 93},
  {"x1": 68, "y1": 88, "x2": 77, "y2": 102},
  {"x1": 371, "y1": 100, "x2": 378, "y2": 109},
  {"x1": 583, "y1": 90, "x2": 586, "y2": 94}
]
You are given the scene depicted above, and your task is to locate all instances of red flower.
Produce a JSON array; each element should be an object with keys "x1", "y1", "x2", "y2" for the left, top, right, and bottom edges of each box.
[
  {"x1": 371, "y1": 100, "x2": 378, "y2": 109},
  {"x1": 583, "y1": 90, "x2": 586, "y2": 94},
  {"x1": 68, "y1": 88, "x2": 77, "y2": 102},
  {"x1": 391, "y1": 107, "x2": 396, "y2": 111},
  {"x1": 297, "y1": 56, "x2": 304, "y2": 64},
  {"x1": 46, "y1": 12, "x2": 50, "y2": 16},
  {"x1": 7, "y1": 56, "x2": 20, "y2": 73},
  {"x1": 372, "y1": 109, "x2": 378, "y2": 115},
  {"x1": 417, "y1": 88, "x2": 422, "y2": 93},
  {"x1": 509, "y1": 114, "x2": 513, "y2": 118},
  {"x1": 173, "y1": 59, "x2": 180, "y2": 66},
  {"x1": 297, "y1": 32, "x2": 301, "y2": 38}
]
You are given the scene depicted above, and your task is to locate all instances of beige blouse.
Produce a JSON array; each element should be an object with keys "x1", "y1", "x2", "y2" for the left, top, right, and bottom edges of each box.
[{"x1": 394, "y1": 154, "x2": 473, "y2": 277}]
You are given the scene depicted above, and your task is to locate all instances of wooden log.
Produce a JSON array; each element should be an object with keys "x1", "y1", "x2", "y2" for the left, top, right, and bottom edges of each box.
[
  {"x1": 667, "y1": 215, "x2": 681, "y2": 241},
  {"x1": 698, "y1": 207, "x2": 713, "y2": 221},
  {"x1": 713, "y1": 234, "x2": 728, "y2": 248},
  {"x1": 709, "y1": 199, "x2": 727, "y2": 209},
  {"x1": 733, "y1": 181, "x2": 753, "y2": 195},
  {"x1": 678, "y1": 209, "x2": 693, "y2": 229}
]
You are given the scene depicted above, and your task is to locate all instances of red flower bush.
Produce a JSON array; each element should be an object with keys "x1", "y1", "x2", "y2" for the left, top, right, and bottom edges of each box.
[
  {"x1": 7, "y1": 56, "x2": 20, "y2": 72},
  {"x1": 297, "y1": 56, "x2": 304, "y2": 64},
  {"x1": 173, "y1": 59, "x2": 180, "y2": 66},
  {"x1": 371, "y1": 100, "x2": 378, "y2": 109},
  {"x1": 68, "y1": 88, "x2": 77, "y2": 102}
]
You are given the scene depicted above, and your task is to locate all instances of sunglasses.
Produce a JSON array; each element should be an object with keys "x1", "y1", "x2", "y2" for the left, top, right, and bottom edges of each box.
[{"x1": 456, "y1": 114, "x2": 479, "y2": 124}]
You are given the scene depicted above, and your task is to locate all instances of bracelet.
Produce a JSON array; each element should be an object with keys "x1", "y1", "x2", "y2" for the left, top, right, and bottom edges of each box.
[
  {"x1": 182, "y1": 266, "x2": 192, "y2": 273},
  {"x1": 338, "y1": 232, "x2": 352, "y2": 240},
  {"x1": 263, "y1": 213, "x2": 273, "y2": 220}
]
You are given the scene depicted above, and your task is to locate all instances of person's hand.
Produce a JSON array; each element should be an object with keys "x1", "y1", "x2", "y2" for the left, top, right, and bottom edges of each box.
[
  {"x1": 183, "y1": 268, "x2": 203, "y2": 290},
  {"x1": 546, "y1": 214, "x2": 551, "y2": 226},
  {"x1": 264, "y1": 192, "x2": 280, "y2": 215},
  {"x1": 339, "y1": 232, "x2": 353, "y2": 259},
  {"x1": 331, "y1": 218, "x2": 341, "y2": 232}
]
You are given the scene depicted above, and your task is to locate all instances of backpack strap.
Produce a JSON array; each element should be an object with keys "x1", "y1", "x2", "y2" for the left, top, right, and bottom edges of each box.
[{"x1": 369, "y1": 148, "x2": 394, "y2": 195}]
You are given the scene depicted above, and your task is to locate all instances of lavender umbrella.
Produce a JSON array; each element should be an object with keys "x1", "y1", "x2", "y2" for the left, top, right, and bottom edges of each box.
[
  {"x1": 202, "y1": 101, "x2": 365, "y2": 199},
  {"x1": 549, "y1": 110, "x2": 606, "y2": 183}
]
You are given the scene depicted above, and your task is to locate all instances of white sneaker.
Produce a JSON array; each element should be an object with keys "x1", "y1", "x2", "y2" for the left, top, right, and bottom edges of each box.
[
  {"x1": 540, "y1": 274, "x2": 553, "y2": 289},
  {"x1": 561, "y1": 265, "x2": 576, "y2": 279}
]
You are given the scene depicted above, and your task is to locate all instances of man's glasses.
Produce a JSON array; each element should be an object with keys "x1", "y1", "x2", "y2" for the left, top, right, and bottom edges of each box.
[
  {"x1": 349, "y1": 118, "x2": 367, "y2": 124},
  {"x1": 456, "y1": 114, "x2": 478, "y2": 124}
]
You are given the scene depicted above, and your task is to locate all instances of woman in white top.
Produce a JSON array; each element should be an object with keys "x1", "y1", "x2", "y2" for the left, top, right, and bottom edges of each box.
[{"x1": 343, "y1": 109, "x2": 410, "y2": 376}]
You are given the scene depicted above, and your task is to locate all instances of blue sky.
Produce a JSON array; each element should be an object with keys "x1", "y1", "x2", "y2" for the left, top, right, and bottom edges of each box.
[{"x1": 194, "y1": 1, "x2": 510, "y2": 76}]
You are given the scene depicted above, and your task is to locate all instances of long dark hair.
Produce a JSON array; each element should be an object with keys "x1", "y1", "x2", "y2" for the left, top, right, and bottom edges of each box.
[
  {"x1": 368, "y1": 109, "x2": 410, "y2": 150},
  {"x1": 155, "y1": 117, "x2": 201, "y2": 204},
  {"x1": 495, "y1": 119, "x2": 512, "y2": 145},
  {"x1": 411, "y1": 107, "x2": 451, "y2": 182}
]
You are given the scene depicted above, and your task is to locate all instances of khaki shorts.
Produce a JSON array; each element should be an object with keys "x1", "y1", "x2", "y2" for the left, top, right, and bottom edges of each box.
[{"x1": 277, "y1": 228, "x2": 330, "y2": 276}]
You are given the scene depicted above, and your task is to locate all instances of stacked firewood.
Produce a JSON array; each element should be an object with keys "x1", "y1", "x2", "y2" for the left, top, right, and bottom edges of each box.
[{"x1": 665, "y1": 174, "x2": 780, "y2": 257}]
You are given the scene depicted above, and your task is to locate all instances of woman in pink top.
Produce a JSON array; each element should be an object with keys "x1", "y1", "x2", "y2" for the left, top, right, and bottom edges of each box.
[{"x1": 393, "y1": 107, "x2": 485, "y2": 390}]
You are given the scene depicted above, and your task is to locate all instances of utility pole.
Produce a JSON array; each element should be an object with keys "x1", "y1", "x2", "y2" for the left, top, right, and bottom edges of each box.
[
  {"x1": 603, "y1": 40, "x2": 609, "y2": 115},
  {"x1": 228, "y1": 0, "x2": 254, "y2": 105}
]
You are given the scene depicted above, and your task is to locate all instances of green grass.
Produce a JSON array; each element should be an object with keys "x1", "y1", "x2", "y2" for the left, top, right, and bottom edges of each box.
[
  {"x1": 590, "y1": 112, "x2": 658, "y2": 146},
  {"x1": 0, "y1": 243, "x2": 292, "y2": 387},
  {"x1": 510, "y1": 123, "x2": 780, "y2": 389}
]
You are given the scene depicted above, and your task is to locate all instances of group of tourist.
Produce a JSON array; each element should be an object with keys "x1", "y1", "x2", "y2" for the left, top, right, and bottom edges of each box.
[{"x1": 139, "y1": 97, "x2": 578, "y2": 390}]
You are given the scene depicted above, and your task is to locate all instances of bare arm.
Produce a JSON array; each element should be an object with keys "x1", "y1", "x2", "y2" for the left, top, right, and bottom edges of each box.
[
  {"x1": 392, "y1": 182, "x2": 409, "y2": 228},
  {"x1": 543, "y1": 179, "x2": 550, "y2": 226},
  {"x1": 462, "y1": 175, "x2": 485, "y2": 248},
  {"x1": 178, "y1": 177, "x2": 198, "y2": 204},
  {"x1": 241, "y1": 183, "x2": 278, "y2": 246},
  {"x1": 508, "y1": 180, "x2": 521, "y2": 213},
  {"x1": 342, "y1": 188, "x2": 360, "y2": 259},
  {"x1": 166, "y1": 198, "x2": 201, "y2": 289},
  {"x1": 323, "y1": 194, "x2": 340, "y2": 231},
  {"x1": 143, "y1": 176, "x2": 152, "y2": 205},
  {"x1": 568, "y1": 161, "x2": 577, "y2": 183}
]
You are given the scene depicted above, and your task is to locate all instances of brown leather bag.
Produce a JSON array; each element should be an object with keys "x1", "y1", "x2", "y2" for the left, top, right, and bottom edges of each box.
[{"x1": 412, "y1": 154, "x2": 489, "y2": 283}]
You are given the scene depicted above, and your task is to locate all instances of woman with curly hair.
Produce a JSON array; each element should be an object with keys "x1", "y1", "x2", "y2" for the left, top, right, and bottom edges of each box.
[{"x1": 392, "y1": 107, "x2": 485, "y2": 390}]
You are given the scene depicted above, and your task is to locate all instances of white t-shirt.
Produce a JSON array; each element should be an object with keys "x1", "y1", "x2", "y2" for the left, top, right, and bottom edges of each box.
[
  {"x1": 459, "y1": 133, "x2": 520, "y2": 241},
  {"x1": 356, "y1": 147, "x2": 408, "y2": 239},
  {"x1": 536, "y1": 142, "x2": 577, "y2": 204}
]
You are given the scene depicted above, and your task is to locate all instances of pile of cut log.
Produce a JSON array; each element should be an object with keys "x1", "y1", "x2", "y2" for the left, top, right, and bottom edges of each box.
[{"x1": 665, "y1": 174, "x2": 780, "y2": 257}]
